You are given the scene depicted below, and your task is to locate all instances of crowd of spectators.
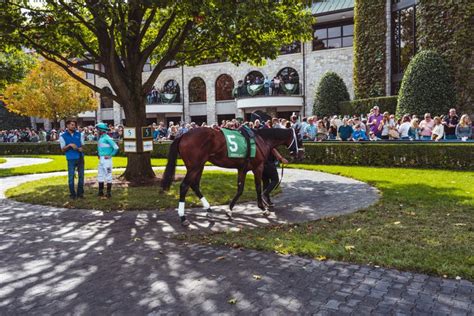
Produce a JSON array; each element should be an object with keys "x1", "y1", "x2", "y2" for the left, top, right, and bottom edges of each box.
[
  {"x1": 235, "y1": 71, "x2": 299, "y2": 97},
  {"x1": 1, "y1": 107, "x2": 472, "y2": 143}
]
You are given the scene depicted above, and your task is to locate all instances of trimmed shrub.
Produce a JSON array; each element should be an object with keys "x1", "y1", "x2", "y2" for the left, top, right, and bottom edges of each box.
[
  {"x1": 313, "y1": 72, "x2": 350, "y2": 117},
  {"x1": 1, "y1": 142, "x2": 473, "y2": 170},
  {"x1": 339, "y1": 96, "x2": 397, "y2": 116},
  {"x1": 397, "y1": 50, "x2": 455, "y2": 117}
]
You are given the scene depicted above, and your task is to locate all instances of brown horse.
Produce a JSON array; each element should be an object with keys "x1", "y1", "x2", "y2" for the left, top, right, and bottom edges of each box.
[{"x1": 161, "y1": 127, "x2": 303, "y2": 226}]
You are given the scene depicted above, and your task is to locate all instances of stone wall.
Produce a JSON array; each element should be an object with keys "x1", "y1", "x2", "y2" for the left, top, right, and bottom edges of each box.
[{"x1": 88, "y1": 45, "x2": 354, "y2": 125}]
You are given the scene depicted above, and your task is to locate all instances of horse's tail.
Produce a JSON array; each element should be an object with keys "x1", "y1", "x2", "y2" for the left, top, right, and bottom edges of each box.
[{"x1": 161, "y1": 135, "x2": 182, "y2": 191}]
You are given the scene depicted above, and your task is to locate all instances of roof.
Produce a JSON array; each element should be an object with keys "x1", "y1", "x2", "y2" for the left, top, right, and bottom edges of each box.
[{"x1": 311, "y1": 0, "x2": 354, "y2": 15}]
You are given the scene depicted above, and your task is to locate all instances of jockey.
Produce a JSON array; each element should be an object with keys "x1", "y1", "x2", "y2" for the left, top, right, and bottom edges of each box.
[{"x1": 95, "y1": 122, "x2": 119, "y2": 198}]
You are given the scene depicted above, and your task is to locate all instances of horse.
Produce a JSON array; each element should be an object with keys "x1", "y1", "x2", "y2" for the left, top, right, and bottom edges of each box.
[{"x1": 161, "y1": 127, "x2": 304, "y2": 226}]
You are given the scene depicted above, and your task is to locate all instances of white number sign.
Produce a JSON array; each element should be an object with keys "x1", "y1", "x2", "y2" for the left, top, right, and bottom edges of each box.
[
  {"x1": 123, "y1": 127, "x2": 136, "y2": 139},
  {"x1": 226, "y1": 135, "x2": 238, "y2": 152}
]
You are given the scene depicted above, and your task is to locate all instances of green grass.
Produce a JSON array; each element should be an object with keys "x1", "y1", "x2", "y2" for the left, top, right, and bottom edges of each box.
[
  {"x1": 0, "y1": 158, "x2": 6, "y2": 164},
  {"x1": 5, "y1": 170, "x2": 266, "y2": 211},
  {"x1": 195, "y1": 165, "x2": 474, "y2": 280},
  {"x1": 0, "y1": 155, "x2": 180, "y2": 177}
]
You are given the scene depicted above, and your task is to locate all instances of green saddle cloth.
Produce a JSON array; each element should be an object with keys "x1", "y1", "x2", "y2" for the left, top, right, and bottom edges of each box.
[{"x1": 221, "y1": 128, "x2": 256, "y2": 158}]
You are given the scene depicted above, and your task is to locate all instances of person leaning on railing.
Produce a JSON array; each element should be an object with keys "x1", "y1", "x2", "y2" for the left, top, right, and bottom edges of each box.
[
  {"x1": 431, "y1": 116, "x2": 445, "y2": 141},
  {"x1": 455, "y1": 114, "x2": 472, "y2": 141}
]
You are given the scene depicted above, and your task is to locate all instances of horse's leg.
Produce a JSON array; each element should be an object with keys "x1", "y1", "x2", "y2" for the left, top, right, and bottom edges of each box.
[
  {"x1": 253, "y1": 166, "x2": 268, "y2": 214},
  {"x1": 178, "y1": 176, "x2": 191, "y2": 227},
  {"x1": 189, "y1": 166, "x2": 213, "y2": 218},
  {"x1": 228, "y1": 168, "x2": 247, "y2": 219},
  {"x1": 179, "y1": 165, "x2": 206, "y2": 226}
]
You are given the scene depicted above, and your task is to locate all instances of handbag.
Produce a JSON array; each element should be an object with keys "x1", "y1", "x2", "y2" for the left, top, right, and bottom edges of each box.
[{"x1": 388, "y1": 129, "x2": 400, "y2": 139}]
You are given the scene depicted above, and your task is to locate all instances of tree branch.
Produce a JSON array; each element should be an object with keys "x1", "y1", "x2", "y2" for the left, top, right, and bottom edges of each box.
[{"x1": 143, "y1": 20, "x2": 193, "y2": 93}]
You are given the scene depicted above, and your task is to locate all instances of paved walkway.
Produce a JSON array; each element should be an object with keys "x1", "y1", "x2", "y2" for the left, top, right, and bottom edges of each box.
[
  {"x1": 0, "y1": 162, "x2": 473, "y2": 314},
  {"x1": 0, "y1": 157, "x2": 52, "y2": 169}
]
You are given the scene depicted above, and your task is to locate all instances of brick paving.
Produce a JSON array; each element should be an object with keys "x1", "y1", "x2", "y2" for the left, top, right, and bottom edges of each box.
[{"x1": 0, "y1": 163, "x2": 472, "y2": 314}]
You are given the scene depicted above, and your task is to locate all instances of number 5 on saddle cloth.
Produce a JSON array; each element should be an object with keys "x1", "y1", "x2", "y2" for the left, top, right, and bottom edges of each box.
[{"x1": 221, "y1": 126, "x2": 256, "y2": 159}]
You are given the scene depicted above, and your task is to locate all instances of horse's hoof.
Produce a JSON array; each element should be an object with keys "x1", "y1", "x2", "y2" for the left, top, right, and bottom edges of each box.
[
  {"x1": 206, "y1": 208, "x2": 213, "y2": 218},
  {"x1": 225, "y1": 211, "x2": 233, "y2": 220},
  {"x1": 258, "y1": 204, "x2": 266, "y2": 211},
  {"x1": 263, "y1": 210, "x2": 271, "y2": 217},
  {"x1": 180, "y1": 216, "x2": 190, "y2": 227}
]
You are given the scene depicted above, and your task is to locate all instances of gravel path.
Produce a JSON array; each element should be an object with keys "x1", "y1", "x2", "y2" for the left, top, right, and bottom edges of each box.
[{"x1": 0, "y1": 157, "x2": 52, "y2": 169}]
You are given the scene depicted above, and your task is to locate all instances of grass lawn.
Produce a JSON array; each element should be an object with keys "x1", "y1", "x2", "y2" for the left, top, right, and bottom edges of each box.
[
  {"x1": 5, "y1": 170, "x2": 264, "y2": 211},
  {"x1": 0, "y1": 155, "x2": 182, "y2": 177},
  {"x1": 0, "y1": 158, "x2": 6, "y2": 164},
  {"x1": 195, "y1": 165, "x2": 474, "y2": 280}
]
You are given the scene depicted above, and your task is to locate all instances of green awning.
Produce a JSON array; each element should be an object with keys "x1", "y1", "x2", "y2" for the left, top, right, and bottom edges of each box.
[{"x1": 311, "y1": 0, "x2": 354, "y2": 15}]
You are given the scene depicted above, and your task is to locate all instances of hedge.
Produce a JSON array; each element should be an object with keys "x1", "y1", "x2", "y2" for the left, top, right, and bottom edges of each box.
[
  {"x1": 339, "y1": 96, "x2": 397, "y2": 116},
  {"x1": 0, "y1": 142, "x2": 170, "y2": 158},
  {"x1": 1, "y1": 142, "x2": 473, "y2": 170}
]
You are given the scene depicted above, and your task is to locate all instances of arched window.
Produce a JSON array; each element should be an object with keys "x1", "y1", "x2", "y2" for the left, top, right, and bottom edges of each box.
[
  {"x1": 243, "y1": 71, "x2": 265, "y2": 96},
  {"x1": 162, "y1": 80, "x2": 180, "y2": 103},
  {"x1": 277, "y1": 67, "x2": 300, "y2": 94},
  {"x1": 100, "y1": 87, "x2": 114, "y2": 109},
  {"x1": 215, "y1": 74, "x2": 234, "y2": 101},
  {"x1": 244, "y1": 71, "x2": 264, "y2": 85},
  {"x1": 188, "y1": 77, "x2": 206, "y2": 103}
]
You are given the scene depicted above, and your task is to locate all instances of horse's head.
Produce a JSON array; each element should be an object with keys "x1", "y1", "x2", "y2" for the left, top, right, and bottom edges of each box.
[{"x1": 287, "y1": 127, "x2": 304, "y2": 162}]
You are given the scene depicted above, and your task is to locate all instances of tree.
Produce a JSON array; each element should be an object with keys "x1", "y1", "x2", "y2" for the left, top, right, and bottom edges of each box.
[
  {"x1": 313, "y1": 72, "x2": 350, "y2": 117},
  {"x1": 4, "y1": 60, "x2": 96, "y2": 124},
  {"x1": 397, "y1": 50, "x2": 455, "y2": 117},
  {"x1": 0, "y1": 1, "x2": 313, "y2": 183},
  {"x1": 0, "y1": 49, "x2": 36, "y2": 93}
]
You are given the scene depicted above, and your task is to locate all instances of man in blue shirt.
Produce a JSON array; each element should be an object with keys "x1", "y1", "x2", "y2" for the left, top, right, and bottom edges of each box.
[{"x1": 59, "y1": 120, "x2": 85, "y2": 199}]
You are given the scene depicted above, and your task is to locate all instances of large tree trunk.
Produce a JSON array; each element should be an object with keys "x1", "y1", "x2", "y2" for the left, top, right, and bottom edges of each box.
[{"x1": 121, "y1": 92, "x2": 156, "y2": 184}]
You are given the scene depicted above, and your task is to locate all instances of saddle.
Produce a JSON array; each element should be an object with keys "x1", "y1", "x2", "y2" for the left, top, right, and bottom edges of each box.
[{"x1": 238, "y1": 125, "x2": 255, "y2": 160}]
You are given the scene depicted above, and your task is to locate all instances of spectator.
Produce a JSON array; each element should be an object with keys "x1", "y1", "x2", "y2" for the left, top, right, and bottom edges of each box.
[
  {"x1": 455, "y1": 114, "x2": 472, "y2": 141},
  {"x1": 431, "y1": 116, "x2": 445, "y2": 141},
  {"x1": 408, "y1": 118, "x2": 420, "y2": 140},
  {"x1": 328, "y1": 118, "x2": 338, "y2": 140},
  {"x1": 352, "y1": 124, "x2": 368, "y2": 141},
  {"x1": 316, "y1": 120, "x2": 328, "y2": 141},
  {"x1": 398, "y1": 115, "x2": 412, "y2": 140},
  {"x1": 379, "y1": 112, "x2": 393, "y2": 140},
  {"x1": 304, "y1": 116, "x2": 317, "y2": 141},
  {"x1": 369, "y1": 131, "x2": 380, "y2": 141},
  {"x1": 263, "y1": 76, "x2": 271, "y2": 96},
  {"x1": 443, "y1": 108, "x2": 459, "y2": 140},
  {"x1": 368, "y1": 106, "x2": 383, "y2": 138},
  {"x1": 419, "y1": 113, "x2": 434, "y2": 141},
  {"x1": 338, "y1": 118, "x2": 353, "y2": 141}
]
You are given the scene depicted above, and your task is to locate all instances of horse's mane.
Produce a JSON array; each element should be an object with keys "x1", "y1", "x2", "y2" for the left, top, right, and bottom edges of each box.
[{"x1": 254, "y1": 128, "x2": 291, "y2": 140}]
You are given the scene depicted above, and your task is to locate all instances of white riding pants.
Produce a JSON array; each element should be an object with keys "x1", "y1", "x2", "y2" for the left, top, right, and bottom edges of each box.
[{"x1": 97, "y1": 156, "x2": 113, "y2": 183}]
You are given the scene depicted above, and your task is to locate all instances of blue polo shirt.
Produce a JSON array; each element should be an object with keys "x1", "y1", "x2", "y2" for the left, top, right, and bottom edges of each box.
[{"x1": 59, "y1": 131, "x2": 84, "y2": 160}]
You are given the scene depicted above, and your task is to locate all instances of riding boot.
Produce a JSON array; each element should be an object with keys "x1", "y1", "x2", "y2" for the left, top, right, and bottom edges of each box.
[
  {"x1": 106, "y1": 183, "x2": 112, "y2": 198},
  {"x1": 98, "y1": 182, "x2": 104, "y2": 197}
]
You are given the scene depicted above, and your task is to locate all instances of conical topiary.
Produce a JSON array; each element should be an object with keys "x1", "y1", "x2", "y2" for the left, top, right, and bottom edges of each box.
[
  {"x1": 313, "y1": 72, "x2": 350, "y2": 117},
  {"x1": 397, "y1": 50, "x2": 455, "y2": 117}
]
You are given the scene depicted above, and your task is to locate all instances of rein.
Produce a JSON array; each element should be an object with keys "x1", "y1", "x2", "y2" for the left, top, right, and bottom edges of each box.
[{"x1": 274, "y1": 163, "x2": 285, "y2": 191}]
